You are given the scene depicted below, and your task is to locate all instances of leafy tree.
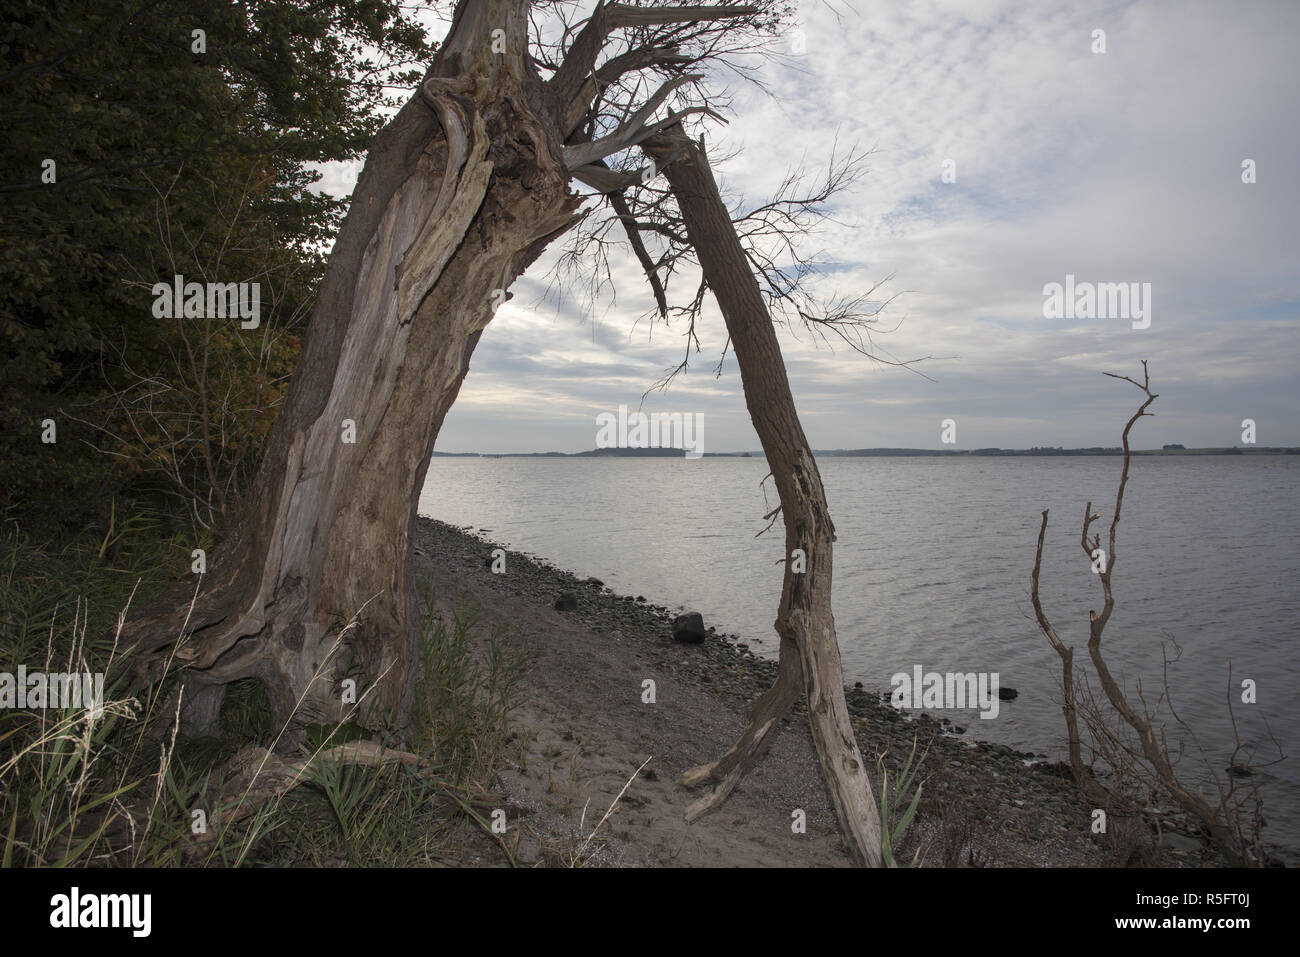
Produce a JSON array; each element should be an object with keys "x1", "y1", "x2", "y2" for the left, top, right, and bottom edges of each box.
[{"x1": 0, "y1": 0, "x2": 432, "y2": 528}]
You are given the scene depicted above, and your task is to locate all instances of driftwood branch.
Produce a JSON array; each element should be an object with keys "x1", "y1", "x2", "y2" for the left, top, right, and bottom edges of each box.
[
  {"x1": 569, "y1": 147, "x2": 688, "y2": 193},
  {"x1": 1031, "y1": 362, "x2": 1257, "y2": 865}
]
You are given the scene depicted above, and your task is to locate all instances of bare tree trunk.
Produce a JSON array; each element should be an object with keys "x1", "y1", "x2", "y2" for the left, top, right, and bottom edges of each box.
[
  {"x1": 125, "y1": 0, "x2": 582, "y2": 734},
  {"x1": 1032, "y1": 364, "x2": 1247, "y2": 865},
  {"x1": 1031, "y1": 509, "x2": 1107, "y2": 806},
  {"x1": 643, "y1": 128, "x2": 883, "y2": 867},
  {"x1": 1083, "y1": 371, "x2": 1244, "y2": 863}
]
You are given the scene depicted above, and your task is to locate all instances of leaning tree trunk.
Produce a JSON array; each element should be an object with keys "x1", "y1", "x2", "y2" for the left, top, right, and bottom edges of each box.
[
  {"x1": 124, "y1": 0, "x2": 582, "y2": 733},
  {"x1": 642, "y1": 128, "x2": 884, "y2": 867}
]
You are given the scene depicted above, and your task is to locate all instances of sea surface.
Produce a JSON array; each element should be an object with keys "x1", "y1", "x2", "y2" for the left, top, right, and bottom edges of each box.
[{"x1": 419, "y1": 454, "x2": 1299, "y2": 862}]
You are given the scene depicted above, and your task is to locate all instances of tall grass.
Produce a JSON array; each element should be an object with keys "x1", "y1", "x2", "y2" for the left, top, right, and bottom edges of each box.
[
  {"x1": 0, "y1": 509, "x2": 530, "y2": 867},
  {"x1": 0, "y1": 504, "x2": 188, "y2": 865},
  {"x1": 410, "y1": 577, "x2": 529, "y2": 786},
  {"x1": 877, "y1": 735, "x2": 927, "y2": 868}
]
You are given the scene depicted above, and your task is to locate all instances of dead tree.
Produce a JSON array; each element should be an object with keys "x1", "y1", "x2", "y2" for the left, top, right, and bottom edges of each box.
[
  {"x1": 122, "y1": 0, "x2": 900, "y2": 866},
  {"x1": 548, "y1": 75, "x2": 919, "y2": 866},
  {"x1": 123, "y1": 0, "x2": 772, "y2": 734},
  {"x1": 1030, "y1": 362, "x2": 1262, "y2": 865},
  {"x1": 1030, "y1": 508, "x2": 1107, "y2": 807},
  {"x1": 547, "y1": 42, "x2": 921, "y2": 866},
  {"x1": 637, "y1": 125, "x2": 884, "y2": 866}
]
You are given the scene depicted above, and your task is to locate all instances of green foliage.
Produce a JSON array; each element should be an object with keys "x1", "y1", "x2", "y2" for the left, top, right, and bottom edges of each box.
[
  {"x1": 0, "y1": 501, "x2": 187, "y2": 676},
  {"x1": 411, "y1": 578, "x2": 530, "y2": 787},
  {"x1": 878, "y1": 735, "x2": 927, "y2": 868},
  {"x1": 302, "y1": 757, "x2": 399, "y2": 866},
  {"x1": 1, "y1": 0, "x2": 434, "y2": 527}
]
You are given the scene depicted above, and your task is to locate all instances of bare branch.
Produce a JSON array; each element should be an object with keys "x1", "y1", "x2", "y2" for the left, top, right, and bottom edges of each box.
[
  {"x1": 562, "y1": 76, "x2": 716, "y2": 168},
  {"x1": 549, "y1": 1, "x2": 758, "y2": 118},
  {"x1": 608, "y1": 188, "x2": 669, "y2": 317},
  {"x1": 560, "y1": 43, "x2": 694, "y2": 134},
  {"x1": 1031, "y1": 364, "x2": 1262, "y2": 865}
]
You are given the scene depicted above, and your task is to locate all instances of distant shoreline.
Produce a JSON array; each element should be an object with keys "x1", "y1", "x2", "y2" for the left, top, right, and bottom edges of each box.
[{"x1": 433, "y1": 446, "x2": 1300, "y2": 458}]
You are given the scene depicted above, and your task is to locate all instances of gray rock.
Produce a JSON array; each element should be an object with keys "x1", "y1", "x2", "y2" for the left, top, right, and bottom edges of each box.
[
  {"x1": 554, "y1": 592, "x2": 578, "y2": 612},
  {"x1": 672, "y1": 612, "x2": 707, "y2": 644}
]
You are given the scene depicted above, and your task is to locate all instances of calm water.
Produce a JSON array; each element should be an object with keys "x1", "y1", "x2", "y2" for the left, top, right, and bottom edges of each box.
[{"x1": 419, "y1": 455, "x2": 1299, "y2": 861}]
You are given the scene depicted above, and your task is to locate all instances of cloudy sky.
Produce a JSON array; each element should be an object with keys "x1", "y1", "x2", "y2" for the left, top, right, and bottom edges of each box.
[{"x1": 318, "y1": 0, "x2": 1299, "y2": 453}]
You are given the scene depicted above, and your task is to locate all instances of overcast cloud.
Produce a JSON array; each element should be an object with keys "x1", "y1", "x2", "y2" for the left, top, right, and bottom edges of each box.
[{"x1": 314, "y1": 0, "x2": 1299, "y2": 453}]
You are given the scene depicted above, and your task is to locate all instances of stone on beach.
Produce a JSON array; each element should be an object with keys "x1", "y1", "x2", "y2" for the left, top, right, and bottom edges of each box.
[{"x1": 671, "y1": 611, "x2": 707, "y2": 643}]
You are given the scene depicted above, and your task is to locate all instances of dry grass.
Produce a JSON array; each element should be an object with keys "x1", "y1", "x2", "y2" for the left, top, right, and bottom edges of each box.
[{"x1": 1, "y1": 519, "x2": 532, "y2": 868}]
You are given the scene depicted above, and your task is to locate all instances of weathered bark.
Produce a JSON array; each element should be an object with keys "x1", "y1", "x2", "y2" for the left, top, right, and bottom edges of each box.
[
  {"x1": 112, "y1": 0, "x2": 890, "y2": 868},
  {"x1": 124, "y1": 0, "x2": 759, "y2": 742},
  {"x1": 125, "y1": 0, "x2": 583, "y2": 733},
  {"x1": 643, "y1": 129, "x2": 884, "y2": 867}
]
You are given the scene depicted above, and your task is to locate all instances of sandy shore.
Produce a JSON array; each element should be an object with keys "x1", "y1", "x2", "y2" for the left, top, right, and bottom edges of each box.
[{"x1": 412, "y1": 516, "x2": 1222, "y2": 867}]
